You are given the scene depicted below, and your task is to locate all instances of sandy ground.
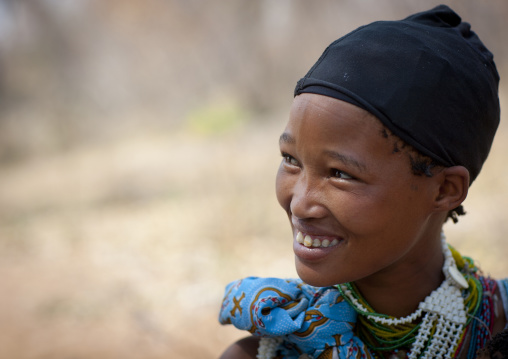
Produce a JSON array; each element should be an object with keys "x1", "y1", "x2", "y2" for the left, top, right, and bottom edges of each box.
[{"x1": 1, "y1": 103, "x2": 508, "y2": 358}]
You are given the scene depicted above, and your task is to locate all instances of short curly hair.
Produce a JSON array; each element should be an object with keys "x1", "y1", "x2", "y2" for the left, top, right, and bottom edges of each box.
[{"x1": 380, "y1": 127, "x2": 465, "y2": 223}]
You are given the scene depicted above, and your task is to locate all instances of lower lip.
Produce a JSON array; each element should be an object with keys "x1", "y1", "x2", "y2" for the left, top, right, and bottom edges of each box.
[{"x1": 292, "y1": 238, "x2": 344, "y2": 262}]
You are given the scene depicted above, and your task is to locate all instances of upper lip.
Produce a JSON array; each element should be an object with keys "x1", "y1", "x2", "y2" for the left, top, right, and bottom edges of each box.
[{"x1": 291, "y1": 218, "x2": 340, "y2": 238}]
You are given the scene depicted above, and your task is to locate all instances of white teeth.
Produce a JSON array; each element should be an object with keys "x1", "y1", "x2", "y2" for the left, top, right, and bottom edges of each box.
[
  {"x1": 296, "y1": 232, "x2": 304, "y2": 244},
  {"x1": 297, "y1": 231, "x2": 340, "y2": 248},
  {"x1": 304, "y1": 235, "x2": 313, "y2": 247}
]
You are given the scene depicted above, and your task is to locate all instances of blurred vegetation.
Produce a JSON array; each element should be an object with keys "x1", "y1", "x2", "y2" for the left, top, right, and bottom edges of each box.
[
  {"x1": 186, "y1": 99, "x2": 247, "y2": 135},
  {"x1": 0, "y1": 0, "x2": 506, "y2": 358},
  {"x1": 2, "y1": 0, "x2": 506, "y2": 163}
]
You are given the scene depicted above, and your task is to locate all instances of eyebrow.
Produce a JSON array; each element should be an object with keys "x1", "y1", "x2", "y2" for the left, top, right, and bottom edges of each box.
[
  {"x1": 279, "y1": 132, "x2": 366, "y2": 172},
  {"x1": 279, "y1": 132, "x2": 295, "y2": 145},
  {"x1": 324, "y1": 150, "x2": 366, "y2": 173}
]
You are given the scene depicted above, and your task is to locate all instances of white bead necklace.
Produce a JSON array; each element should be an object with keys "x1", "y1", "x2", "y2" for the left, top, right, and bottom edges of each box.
[
  {"x1": 257, "y1": 337, "x2": 284, "y2": 359},
  {"x1": 257, "y1": 233, "x2": 469, "y2": 359},
  {"x1": 340, "y1": 233, "x2": 469, "y2": 359}
]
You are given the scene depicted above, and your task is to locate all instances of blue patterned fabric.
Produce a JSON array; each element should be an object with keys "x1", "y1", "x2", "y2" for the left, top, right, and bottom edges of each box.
[{"x1": 219, "y1": 277, "x2": 372, "y2": 358}]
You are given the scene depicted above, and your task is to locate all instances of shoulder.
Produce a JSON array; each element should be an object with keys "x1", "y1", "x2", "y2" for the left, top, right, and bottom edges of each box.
[
  {"x1": 219, "y1": 336, "x2": 260, "y2": 359},
  {"x1": 494, "y1": 278, "x2": 508, "y2": 333}
]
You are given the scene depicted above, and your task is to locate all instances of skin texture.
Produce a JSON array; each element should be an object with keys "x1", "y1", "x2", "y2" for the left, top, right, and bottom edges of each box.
[{"x1": 219, "y1": 94, "x2": 505, "y2": 359}]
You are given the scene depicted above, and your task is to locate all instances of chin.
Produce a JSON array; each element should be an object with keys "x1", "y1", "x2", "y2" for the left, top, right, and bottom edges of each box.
[{"x1": 296, "y1": 265, "x2": 341, "y2": 288}]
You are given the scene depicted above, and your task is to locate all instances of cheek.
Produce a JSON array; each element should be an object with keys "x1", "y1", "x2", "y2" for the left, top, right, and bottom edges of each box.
[
  {"x1": 328, "y1": 191, "x2": 401, "y2": 233},
  {"x1": 275, "y1": 166, "x2": 292, "y2": 211},
  {"x1": 340, "y1": 187, "x2": 426, "y2": 238}
]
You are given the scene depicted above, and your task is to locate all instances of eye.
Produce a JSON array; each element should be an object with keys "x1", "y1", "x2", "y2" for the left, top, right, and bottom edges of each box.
[
  {"x1": 281, "y1": 152, "x2": 299, "y2": 167},
  {"x1": 330, "y1": 168, "x2": 354, "y2": 179}
]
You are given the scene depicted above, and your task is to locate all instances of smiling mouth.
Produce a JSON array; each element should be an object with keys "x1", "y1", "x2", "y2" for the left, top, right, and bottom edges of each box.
[{"x1": 296, "y1": 231, "x2": 340, "y2": 248}]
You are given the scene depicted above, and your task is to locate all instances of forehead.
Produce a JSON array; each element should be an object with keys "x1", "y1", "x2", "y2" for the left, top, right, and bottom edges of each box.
[{"x1": 283, "y1": 94, "x2": 389, "y2": 153}]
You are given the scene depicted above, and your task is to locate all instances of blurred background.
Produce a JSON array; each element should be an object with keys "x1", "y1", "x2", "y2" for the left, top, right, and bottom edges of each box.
[{"x1": 0, "y1": 0, "x2": 506, "y2": 358}]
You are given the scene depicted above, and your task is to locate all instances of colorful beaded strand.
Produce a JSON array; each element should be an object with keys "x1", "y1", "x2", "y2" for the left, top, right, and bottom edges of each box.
[
  {"x1": 466, "y1": 277, "x2": 497, "y2": 359},
  {"x1": 338, "y1": 235, "x2": 482, "y2": 358}
]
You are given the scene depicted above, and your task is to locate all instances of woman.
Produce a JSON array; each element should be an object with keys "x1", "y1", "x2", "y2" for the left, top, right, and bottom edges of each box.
[{"x1": 219, "y1": 5, "x2": 506, "y2": 358}]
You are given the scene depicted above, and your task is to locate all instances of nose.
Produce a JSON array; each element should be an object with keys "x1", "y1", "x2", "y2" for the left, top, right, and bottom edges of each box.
[{"x1": 289, "y1": 175, "x2": 327, "y2": 220}]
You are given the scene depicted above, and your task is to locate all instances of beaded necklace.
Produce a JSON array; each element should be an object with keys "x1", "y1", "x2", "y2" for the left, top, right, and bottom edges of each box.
[
  {"x1": 464, "y1": 275, "x2": 497, "y2": 359},
  {"x1": 256, "y1": 234, "x2": 497, "y2": 359},
  {"x1": 337, "y1": 234, "x2": 496, "y2": 359}
]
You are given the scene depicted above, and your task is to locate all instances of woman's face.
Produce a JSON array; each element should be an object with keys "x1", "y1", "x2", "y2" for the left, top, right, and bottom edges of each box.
[{"x1": 276, "y1": 93, "x2": 442, "y2": 287}]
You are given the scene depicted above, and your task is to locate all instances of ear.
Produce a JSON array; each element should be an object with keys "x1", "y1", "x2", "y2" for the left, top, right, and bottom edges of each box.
[{"x1": 433, "y1": 166, "x2": 469, "y2": 211}]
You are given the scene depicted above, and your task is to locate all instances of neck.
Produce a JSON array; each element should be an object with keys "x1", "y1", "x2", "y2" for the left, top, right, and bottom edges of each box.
[{"x1": 354, "y1": 230, "x2": 445, "y2": 318}]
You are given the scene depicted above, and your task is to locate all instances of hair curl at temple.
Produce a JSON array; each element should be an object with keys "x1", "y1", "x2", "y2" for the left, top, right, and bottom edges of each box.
[{"x1": 380, "y1": 128, "x2": 465, "y2": 224}]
